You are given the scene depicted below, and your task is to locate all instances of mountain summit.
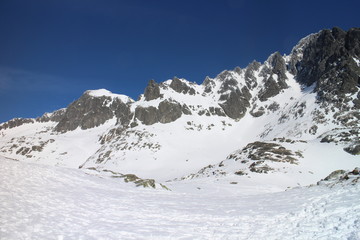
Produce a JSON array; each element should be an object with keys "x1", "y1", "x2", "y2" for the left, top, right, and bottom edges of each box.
[{"x1": 0, "y1": 27, "x2": 359, "y2": 188}]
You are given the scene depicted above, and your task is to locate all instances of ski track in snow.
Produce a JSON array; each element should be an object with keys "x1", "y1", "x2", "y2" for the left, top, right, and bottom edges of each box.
[{"x1": 1, "y1": 157, "x2": 359, "y2": 240}]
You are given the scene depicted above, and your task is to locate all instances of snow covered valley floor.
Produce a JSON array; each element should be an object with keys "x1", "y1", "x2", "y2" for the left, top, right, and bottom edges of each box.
[{"x1": 1, "y1": 157, "x2": 360, "y2": 240}]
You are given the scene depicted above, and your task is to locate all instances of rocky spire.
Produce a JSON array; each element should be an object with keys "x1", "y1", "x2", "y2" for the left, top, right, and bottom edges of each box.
[{"x1": 144, "y1": 79, "x2": 161, "y2": 101}]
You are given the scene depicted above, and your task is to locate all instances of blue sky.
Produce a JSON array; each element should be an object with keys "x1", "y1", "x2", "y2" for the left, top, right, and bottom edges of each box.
[{"x1": 0, "y1": 0, "x2": 359, "y2": 123}]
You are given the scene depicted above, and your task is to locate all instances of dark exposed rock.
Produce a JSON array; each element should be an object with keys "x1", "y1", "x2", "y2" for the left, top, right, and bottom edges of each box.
[
  {"x1": 309, "y1": 125, "x2": 318, "y2": 135},
  {"x1": 203, "y1": 76, "x2": 215, "y2": 93},
  {"x1": 234, "y1": 170, "x2": 246, "y2": 176},
  {"x1": 217, "y1": 71, "x2": 245, "y2": 97},
  {"x1": 130, "y1": 121, "x2": 138, "y2": 128},
  {"x1": 55, "y1": 92, "x2": 132, "y2": 132},
  {"x1": 170, "y1": 77, "x2": 196, "y2": 95},
  {"x1": 234, "y1": 66, "x2": 242, "y2": 75},
  {"x1": 250, "y1": 106, "x2": 265, "y2": 117},
  {"x1": 95, "y1": 150, "x2": 112, "y2": 164},
  {"x1": 180, "y1": 164, "x2": 227, "y2": 180},
  {"x1": 317, "y1": 168, "x2": 360, "y2": 186},
  {"x1": 12, "y1": 139, "x2": 54, "y2": 158},
  {"x1": 144, "y1": 79, "x2": 161, "y2": 101},
  {"x1": 217, "y1": 70, "x2": 232, "y2": 82},
  {"x1": 288, "y1": 33, "x2": 319, "y2": 75},
  {"x1": 218, "y1": 75, "x2": 252, "y2": 119},
  {"x1": 16, "y1": 147, "x2": 31, "y2": 155},
  {"x1": 334, "y1": 111, "x2": 360, "y2": 127},
  {"x1": 0, "y1": 118, "x2": 34, "y2": 131},
  {"x1": 219, "y1": 89, "x2": 250, "y2": 119},
  {"x1": 258, "y1": 76, "x2": 283, "y2": 101},
  {"x1": 134, "y1": 106, "x2": 158, "y2": 125},
  {"x1": 240, "y1": 141, "x2": 298, "y2": 164},
  {"x1": 120, "y1": 174, "x2": 157, "y2": 188},
  {"x1": 31, "y1": 145, "x2": 43, "y2": 152},
  {"x1": 158, "y1": 100, "x2": 183, "y2": 124},
  {"x1": 320, "y1": 135, "x2": 333, "y2": 143},
  {"x1": 209, "y1": 107, "x2": 226, "y2": 116},
  {"x1": 181, "y1": 104, "x2": 192, "y2": 115},
  {"x1": 113, "y1": 99, "x2": 133, "y2": 126},
  {"x1": 294, "y1": 27, "x2": 360, "y2": 108},
  {"x1": 98, "y1": 127, "x2": 125, "y2": 145},
  {"x1": 245, "y1": 61, "x2": 261, "y2": 90},
  {"x1": 135, "y1": 100, "x2": 183, "y2": 125},
  {"x1": 267, "y1": 102, "x2": 280, "y2": 112},
  {"x1": 345, "y1": 27, "x2": 360, "y2": 56},
  {"x1": 207, "y1": 141, "x2": 300, "y2": 177},
  {"x1": 198, "y1": 109, "x2": 209, "y2": 116},
  {"x1": 294, "y1": 102, "x2": 307, "y2": 118},
  {"x1": 258, "y1": 53, "x2": 288, "y2": 102},
  {"x1": 268, "y1": 52, "x2": 287, "y2": 83},
  {"x1": 36, "y1": 108, "x2": 66, "y2": 123},
  {"x1": 344, "y1": 144, "x2": 360, "y2": 155},
  {"x1": 241, "y1": 86, "x2": 252, "y2": 101},
  {"x1": 324, "y1": 169, "x2": 347, "y2": 181},
  {"x1": 181, "y1": 140, "x2": 300, "y2": 179},
  {"x1": 295, "y1": 28, "x2": 347, "y2": 87},
  {"x1": 249, "y1": 161, "x2": 274, "y2": 174},
  {"x1": 84, "y1": 169, "x2": 170, "y2": 190},
  {"x1": 218, "y1": 75, "x2": 238, "y2": 94},
  {"x1": 351, "y1": 168, "x2": 360, "y2": 175},
  {"x1": 319, "y1": 128, "x2": 359, "y2": 155}
]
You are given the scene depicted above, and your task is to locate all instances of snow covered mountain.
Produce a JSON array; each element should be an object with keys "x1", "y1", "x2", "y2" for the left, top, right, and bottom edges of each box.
[{"x1": 0, "y1": 27, "x2": 359, "y2": 189}]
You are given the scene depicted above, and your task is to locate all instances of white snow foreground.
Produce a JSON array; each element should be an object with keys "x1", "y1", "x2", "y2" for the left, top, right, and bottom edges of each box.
[{"x1": 1, "y1": 157, "x2": 359, "y2": 240}]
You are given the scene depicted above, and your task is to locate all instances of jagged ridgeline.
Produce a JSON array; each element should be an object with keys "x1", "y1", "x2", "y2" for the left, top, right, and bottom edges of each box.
[{"x1": 0, "y1": 27, "x2": 359, "y2": 187}]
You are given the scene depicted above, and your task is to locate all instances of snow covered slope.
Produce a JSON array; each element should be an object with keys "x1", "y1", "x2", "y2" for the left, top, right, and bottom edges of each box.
[
  {"x1": 1, "y1": 157, "x2": 360, "y2": 239},
  {"x1": 0, "y1": 27, "x2": 359, "y2": 189}
]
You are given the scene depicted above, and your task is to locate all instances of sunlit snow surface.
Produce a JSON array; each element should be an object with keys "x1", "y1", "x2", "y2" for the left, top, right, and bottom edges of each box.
[
  {"x1": 86, "y1": 89, "x2": 134, "y2": 103},
  {"x1": 1, "y1": 157, "x2": 359, "y2": 240}
]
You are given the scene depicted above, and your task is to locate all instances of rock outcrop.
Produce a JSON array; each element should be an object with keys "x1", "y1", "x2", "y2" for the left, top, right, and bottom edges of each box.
[
  {"x1": 55, "y1": 91, "x2": 132, "y2": 132},
  {"x1": 169, "y1": 77, "x2": 196, "y2": 95},
  {"x1": 134, "y1": 100, "x2": 183, "y2": 125},
  {"x1": 244, "y1": 61, "x2": 261, "y2": 90},
  {"x1": 144, "y1": 79, "x2": 161, "y2": 101},
  {"x1": 134, "y1": 106, "x2": 158, "y2": 126},
  {"x1": 219, "y1": 89, "x2": 250, "y2": 120},
  {"x1": 215, "y1": 71, "x2": 252, "y2": 120},
  {"x1": 258, "y1": 52, "x2": 288, "y2": 101},
  {"x1": 158, "y1": 100, "x2": 183, "y2": 123},
  {"x1": 0, "y1": 118, "x2": 35, "y2": 131}
]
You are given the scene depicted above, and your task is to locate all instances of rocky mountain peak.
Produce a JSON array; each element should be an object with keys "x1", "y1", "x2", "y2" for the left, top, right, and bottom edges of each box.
[
  {"x1": 169, "y1": 77, "x2": 196, "y2": 95},
  {"x1": 266, "y1": 52, "x2": 287, "y2": 81},
  {"x1": 144, "y1": 80, "x2": 161, "y2": 101},
  {"x1": 54, "y1": 89, "x2": 133, "y2": 132},
  {"x1": 292, "y1": 27, "x2": 360, "y2": 110},
  {"x1": 256, "y1": 52, "x2": 289, "y2": 102},
  {"x1": 244, "y1": 61, "x2": 261, "y2": 90},
  {"x1": 202, "y1": 76, "x2": 216, "y2": 93}
]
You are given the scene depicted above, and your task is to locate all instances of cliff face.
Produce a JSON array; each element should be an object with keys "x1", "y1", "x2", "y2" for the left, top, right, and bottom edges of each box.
[
  {"x1": 293, "y1": 27, "x2": 360, "y2": 109},
  {"x1": 54, "y1": 91, "x2": 133, "y2": 132}
]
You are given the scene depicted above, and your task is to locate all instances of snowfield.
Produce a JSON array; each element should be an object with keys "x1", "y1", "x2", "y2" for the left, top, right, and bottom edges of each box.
[{"x1": 1, "y1": 156, "x2": 359, "y2": 240}]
